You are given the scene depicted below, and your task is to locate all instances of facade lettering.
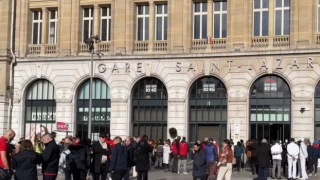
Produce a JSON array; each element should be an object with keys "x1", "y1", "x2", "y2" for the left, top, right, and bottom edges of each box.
[
  {"x1": 276, "y1": 59, "x2": 283, "y2": 69},
  {"x1": 126, "y1": 63, "x2": 130, "y2": 73},
  {"x1": 137, "y1": 63, "x2": 142, "y2": 72},
  {"x1": 98, "y1": 64, "x2": 106, "y2": 73},
  {"x1": 176, "y1": 62, "x2": 181, "y2": 72},
  {"x1": 212, "y1": 61, "x2": 220, "y2": 71},
  {"x1": 188, "y1": 63, "x2": 195, "y2": 72},
  {"x1": 112, "y1": 63, "x2": 119, "y2": 73},
  {"x1": 308, "y1": 57, "x2": 314, "y2": 68},
  {"x1": 291, "y1": 59, "x2": 299, "y2": 69},
  {"x1": 260, "y1": 60, "x2": 268, "y2": 70}
]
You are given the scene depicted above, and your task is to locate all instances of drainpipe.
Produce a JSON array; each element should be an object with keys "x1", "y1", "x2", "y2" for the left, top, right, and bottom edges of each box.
[{"x1": 8, "y1": 0, "x2": 16, "y2": 130}]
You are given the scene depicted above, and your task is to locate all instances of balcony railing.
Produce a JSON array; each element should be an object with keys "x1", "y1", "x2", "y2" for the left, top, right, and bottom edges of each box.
[
  {"x1": 192, "y1": 39, "x2": 207, "y2": 51},
  {"x1": 252, "y1": 37, "x2": 268, "y2": 48},
  {"x1": 97, "y1": 42, "x2": 111, "y2": 52},
  {"x1": 134, "y1": 41, "x2": 148, "y2": 52},
  {"x1": 28, "y1": 44, "x2": 41, "y2": 55},
  {"x1": 79, "y1": 43, "x2": 89, "y2": 53},
  {"x1": 212, "y1": 38, "x2": 227, "y2": 50},
  {"x1": 273, "y1": 35, "x2": 290, "y2": 47},
  {"x1": 153, "y1": 41, "x2": 168, "y2": 51},
  {"x1": 45, "y1": 44, "x2": 57, "y2": 54}
]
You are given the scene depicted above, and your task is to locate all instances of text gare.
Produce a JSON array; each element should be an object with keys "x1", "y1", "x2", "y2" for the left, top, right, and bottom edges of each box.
[{"x1": 98, "y1": 57, "x2": 315, "y2": 73}]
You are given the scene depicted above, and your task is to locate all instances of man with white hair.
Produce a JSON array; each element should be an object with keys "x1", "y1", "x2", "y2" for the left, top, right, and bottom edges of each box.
[
  {"x1": 287, "y1": 138, "x2": 299, "y2": 180},
  {"x1": 299, "y1": 138, "x2": 308, "y2": 180}
]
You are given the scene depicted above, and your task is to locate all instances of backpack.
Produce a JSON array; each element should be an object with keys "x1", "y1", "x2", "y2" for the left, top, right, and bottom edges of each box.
[{"x1": 64, "y1": 152, "x2": 74, "y2": 170}]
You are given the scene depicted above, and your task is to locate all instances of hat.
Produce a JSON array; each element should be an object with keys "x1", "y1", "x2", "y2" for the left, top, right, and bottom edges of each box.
[
  {"x1": 313, "y1": 140, "x2": 319, "y2": 145},
  {"x1": 300, "y1": 137, "x2": 304, "y2": 142},
  {"x1": 262, "y1": 138, "x2": 267, "y2": 143},
  {"x1": 99, "y1": 132, "x2": 107, "y2": 137}
]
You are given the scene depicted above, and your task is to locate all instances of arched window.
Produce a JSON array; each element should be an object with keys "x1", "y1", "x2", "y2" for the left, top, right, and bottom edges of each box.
[
  {"x1": 24, "y1": 79, "x2": 56, "y2": 146},
  {"x1": 315, "y1": 82, "x2": 320, "y2": 140},
  {"x1": 249, "y1": 75, "x2": 291, "y2": 141},
  {"x1": 76, "y1": 79, "x2": 111, "y2": 140},
  {"x1": 131, "y1": 78, "x2": 168, "y2": 140},
  {"x1": 189, "y1": 76, "x2": 227, "y2": 144}
]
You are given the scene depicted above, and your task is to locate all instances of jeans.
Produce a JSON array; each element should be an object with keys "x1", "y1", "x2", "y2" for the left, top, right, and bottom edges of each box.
[
  {"x1": 137, "y1": 171, "x2": 148, "y2": 180},
  {"x1": 178, "y1": 159, "x2": 187, "y2": 173},
  {"x1": 272, "y1": 159, "x2": 281, "y2": 178},
  {"x1": 123, "y1": 168, "x2": 131, "y2": 180},
  {"x1": 310, "y1": 157, "x2": 318, "y2": 174},
  {"x1": 288, "y1": 158, "x2": 297, "y2": 178},
  {"x1": 155, "y1": 154, "x2": 163, "y2": 168},
  {"x1": 258, "y1": 168, "x2": 269, "y2": 180},
  {"x1": 193, "y1": 176, "x2": 205, "y2": 180},
  {"x1": 249, "y1": 157, "x2": 258, "y2": 174},
  {"x1": 111, "y1": 169, "x2": 126, "y2": 180},
  {"x1": 63, "y1": 168, "x2": 72, "y2": 180},
  {"x1": 236, "y1": 157, "x2": 241, "y2": 171},
  {"x1": 172, "y1": 155, "x2": 179, "y2": 172}
]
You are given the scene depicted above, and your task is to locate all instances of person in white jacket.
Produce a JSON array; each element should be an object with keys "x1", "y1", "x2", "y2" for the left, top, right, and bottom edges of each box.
[
  {"x1": 163, "y1": 139, "x2": 172, "y2": 171},
  {"x1": 287, "y1": 138, "x2": 299, "y2": 180},
  {"x1": 271, "y1": 140, "x2": 283, "y2": 179},
  {"x1": 299, "y1": 138, "x2": 308, "y2": 180}
]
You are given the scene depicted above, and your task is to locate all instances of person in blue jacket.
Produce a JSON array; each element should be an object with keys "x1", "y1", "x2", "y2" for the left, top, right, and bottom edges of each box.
[
  {"x1": 234, "y1": 141, "x2": 244, "y2": 172},
  {"x1": 192, "y1": 143, "x2": 206, "y2": 180},
  {"x1": 204, "y1": 138, "x2": 217, "y2": 179},
  {"x1": 308, "y1": 140, "x2": 320, "y2": 176},
  {"x1": 110, "y1": 136, "x2": 128, "y2": 180}
]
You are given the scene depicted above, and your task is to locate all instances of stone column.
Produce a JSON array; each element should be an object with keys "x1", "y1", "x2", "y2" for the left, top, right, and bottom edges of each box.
[
  {"x1": 110, "y1": 100, "x2": 129, "y2": 138},
  {"x1": 0, "y1": 99, "x2": 9, "y2": 135},
  {"x1": 268, "y1": 0, "x2": 274, "y2": 49},
  {"x1": 290, "y1": 0, "x2": 299, "y2": 49},
  {"x1": 41, "y1": 7, "x2": 48, "y2": 55},
  {"x1": 93, "y1": 4, "x2": 100, "y2": 50},
  {"x1": 55, "y1": 99, "x2": 74, "y2": 139},
  {"x1": 207, "y1": 0, "x2": 213, "y2": 51},
  {"x1": 228, "y1": 97, "x2": 248, "y2": 143},
  {"x1": 167, "y1": 100, "x2": 187, "y2": 139},
  {"x1": 148, "y1": 2, "x2": 155, "y2": 53}
]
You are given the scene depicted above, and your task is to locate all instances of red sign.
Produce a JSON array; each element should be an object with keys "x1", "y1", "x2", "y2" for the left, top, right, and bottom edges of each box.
[{"x1": 56, "y1": 122, "x2": 69, "y2": 131}]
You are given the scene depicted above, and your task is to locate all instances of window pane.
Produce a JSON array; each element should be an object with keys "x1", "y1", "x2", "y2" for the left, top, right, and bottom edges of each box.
[
  {"x1": 194, "y1": 15, "x2": 200, "y2": 39},
  {"x1": 164, "y1": 17, "x2": 167, "y2": 40},
  {"x1": 33, "y1": 23, "x2": 38, "y2": 44},
  {"x1": 49, "y1": 22, "x2": 56, "y2": 44},
  {"x1": 254, "y1": 0, "x2": 261, "y2": 9},
  {"x1": 83, "y1": 20, "x2": 89, "y2": 41},
  {"x1": 157, "y1": 5, "x2": 162, "y2": 14},
  {"x1": 164, "y1": 4, "x2": 168, "y2": 14},
  {"x1": 145, "y1": 6, "x2": 149, "y2": 15},
  {"x1": 275, "y1": 10, "x2": 282, "y2": 35},
  {"x1": 283, "y1": 10, "x2": 290, "y2": 35},
  {"x1": 318, "y1": 7, "x2": 320, "y2": 32},
  {"x1": 101, "y1": 19, "x2": 107, "y2": 41},
  {"x1": 102, "y1": 7, "x2": 109, "y2": 16},
  {"x1": 84, "y1": 8, "x2": 89, "y2": 17},
  {"x1": 202, "y1": 15, "x2": 207, "y2": 39},
  {"x1": 145, "y1": 17, "x2": 149, "y2": 40},
  {"x1": 254, "y1": 12, "x2": 260, "y2": 36},
  {"x1": 138, "y1": 6, "x2": 144, "y2": 15},
  {"x1": 137, "y1": 18, "x2": 143, "y2": 40},
  {"x1": 276, "y1": 0, "x2": 282, "y2": 7},
  {"x1": 39, "y1": 23, "x2": 42, "y2": 43},
  {"x1": 214, "y1": 2, "x2": 220, "y2": 11},
  {"x1": 222, "y1": 14, "x2": 227, "y2": 38},
  {"x1": 202, "y1": 2, "x2": 208, "y2": 12},
  {"x1": 108, "y1": 19, "x2": 111, "y2": 41},
  {"x1": 262, "y1": 11, "x2": 269, "y2": 36},
  {"x1": 34, "y1": 12, "x2": 39, "y2": 20},
  {"x1": 263, "y1": 0, "x2": 269, "y2": 8},
  {"x1": 284, "y1": 0, "x2": 290, "y2": 7},
  {"x1": 214, "y1": 14, "x2": 220, "y2": 38},
  {"x1": 50, "y1": 11, "x2": 56, "y2": 19},
  {"x1": 195, "y1": 3, "x2": 201, "y2": 12},
  {"x1": 222, "y1": 2, "x2": 227, "y2": 11},
  {"x1": 156, "y1": 17, "x2": 162, "y2": 40}
]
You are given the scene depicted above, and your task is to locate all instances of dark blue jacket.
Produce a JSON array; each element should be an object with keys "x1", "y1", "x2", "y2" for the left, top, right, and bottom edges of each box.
[
  {"x1": 68, "y1": 144, "x2": 89, "y2": 171},
  {"x1": 110, "y1": 143, "x2": 127, "y2": 171},
  {"x1": 204, "y1": 142, "x2": 217, "y2": 162},
  {"x1": 309, "y1": 145, "x2": 320, "y2": 158},
  {"x1": 12, "y1": 150, "x2": 42, "y2": 180},
  {"x1": 234, "y1": 145, "x2": 244, "y2": 158},
  {"x1": 192, "y1": 150, "x2": 206, "y2": 178}
]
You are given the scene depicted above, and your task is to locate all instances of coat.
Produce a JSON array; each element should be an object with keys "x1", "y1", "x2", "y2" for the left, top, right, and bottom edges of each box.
[
  {"x1": 163, "y1": 144, "x2": 171, "y2": 164},
  {"x1": 91, "y1": 140, "x2": 111, "y2": 173},
  {"x1": 68, "y1": 144, "x2": 88, "y2": 171},
  {"x1": 41, "y1": 140, "x2": 60, "y2": 175},
  {"x1": 126, "y1": 143, "x2": 135, "y2": 168},
  {"x1": 135, "y1": 140, "x2": 153, "y2": 171},
  {"x1": 234, "y1": 145, "x2": 244, "y2": 158},
  {"x1": 256, "y1": 143, "x2": 271, "y2": 168},
  {"x1": 110, "y1": 143, "x2": 127, "y2": 171},
  {"x1": 299, "y1": 142, "x2": 308, "y2": 159},
  {"x1": 12, "y1": 150, "x2": 42, "y2": 180},
  {"x1": 271, "y1": 143, "x2": 283, "y2": 160},
  {"x1": 192, "y1": 150, "x2": 206, "y2": 178}
]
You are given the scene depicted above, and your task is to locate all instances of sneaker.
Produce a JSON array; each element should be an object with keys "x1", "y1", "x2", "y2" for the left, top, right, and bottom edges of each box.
[
  {"x1": 183, "y1": 172, "x2": 188, "y2": 175},
  {"x1": 315, "y1": 174, "x2": 317, "y2": 176},
  {"x1": 308, "y1": 173, "x2": 312, "y2": 176},
  {"x1": 178, "y1": 171, "x2": 180, "y2": 174}
]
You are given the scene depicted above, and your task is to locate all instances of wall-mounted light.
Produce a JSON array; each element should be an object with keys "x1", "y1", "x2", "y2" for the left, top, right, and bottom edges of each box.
[{"x1": 300, "y1": 107, "x2": 305, "y2": 114}]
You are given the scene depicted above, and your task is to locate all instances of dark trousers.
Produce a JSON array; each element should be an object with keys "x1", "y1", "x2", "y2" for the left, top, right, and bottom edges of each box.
[
  {"x1": 111, "y1": 169, "x2": 126, "y2": 180},
  {"x1": 236, "y1": 157, "x2": 241, "y2": 171},
  {"x1": 63, "y1": 168, "x2": 72, "y2": 180},
  {"x1": 258, "y1": 168, "x2": 269, "y2": 180},
  {"x1": 94, "y1": 163, "x2": 108, "y2": 180},
  {"x1": 310, "y1": 157, "x2": 319, "y2": 173},
  {"x1": 43, "y1": 175, "x2": 57, "y2": 180},
  {"x1": 172, "y1": 154, "x2": 179, "y2": 172},
  {"x1": 249, "y1": 157, "x2": 258, "y2": 174},
  {"x1": 137, "y1": 170, "x2": 148, "y2": 180},
  {"x1": 193, "y1": 176, "x2": 205, "y2": 180},
  {"x1": 72, "y1": 170, "x2": 87, "y2": 180},
  {"x1": 123, "y1": 168, "x2": 131, "y2": 180}
]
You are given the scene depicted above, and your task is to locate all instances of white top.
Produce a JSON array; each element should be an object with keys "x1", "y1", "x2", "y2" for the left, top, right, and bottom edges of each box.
[
  {"x1": 299, "y1": 142, "x2": 308, "y2": 159},
  {"x1": 287, "y1": 142, "x2": 299, "y2": 159},
  {"x1": 59, "y1": 149, "x2": 70, "y2": 168},
  {"x1": 271, "y1": 143, "x2": 283, "y2": 160}
]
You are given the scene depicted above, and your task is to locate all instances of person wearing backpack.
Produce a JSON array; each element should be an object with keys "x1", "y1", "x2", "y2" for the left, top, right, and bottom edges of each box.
[
  {"x1": 204, "y1": 138, "x2": 217, "y2": 180},
  {"x1": 110, "y1": 136, "x2": 127, "y2": 180},
  {"x1": 59, "y1": 137, "x2": 73, "y2": 180},
  {"x1": 135, "y1": 135, "x2": 153, "y2": 180},
  {"x1": 154, "y1": 139, "x2": 164, "y2": 169},
  {"x1": 68, "y1": 140, "x2": 89, "y2": 180}
]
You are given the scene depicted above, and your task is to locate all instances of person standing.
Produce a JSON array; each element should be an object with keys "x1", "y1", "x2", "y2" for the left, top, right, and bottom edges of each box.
[
  {"x1": 132, "y1": 136, "x2": 140, "y2": 178},
  {"x1": 171, "y1": 136, "x2": 180, "y2": 173},
  {"x1": 135, "y1": 135, "x2": 153, "y2": 180},
  {"x1": 256, "y1": 139, "x2": 271, "y2": 180},
  {"x1": 287, "y1": 138, "x2": 299, "y2": 180},
  {"x1": 68, "y1": 140, "x2": 89, "y2": 180},
  {"x1": 178, "y1": 137, "x2": 188, "y2": 175},
  {"x1": 91, "y1": 132, "x2": 111, "y2": 180},
  {"x1": 163, "y1": 140, "x2": 171, "y2": 172},
  {"x1": 191, "y1": 143, "x2": 206, "y2": 180},
  {"x1": 251, "y1": 139, "x2": 259, "y2": 175},
  {"x1": 41, "y1": 133, "x2": 60, "y2": 180},
  {"x1": 299, "y1": 138, "x2": 308, "y2": 180},
  {"x1": 216, "y1": 139, "x2": 233, "y2": 180},
  {"x1": 204, "y1": 138, "x2": 217, "y2": 179},
  {"x1": 271, "y1": 140, "x2": 282, "y2": 179},
  {"x1": 309, "y1": 140, "x2": 320, "y2": 176},
  {"x1": 0, "y1": 129, "x2": 15, "y2": 180},
  {"x1": 59, "y1": 137, "x2": 73, "y2": 180},
  {"x1": 155, "y1": 139, "x2": 164, "y2": 169},
  {"x1": 123, "y1": 137, "x2": 135, "y2": 180},
  {"x1": 233, "y1": 141, "x2": 244, "y2": 172},
  {"x1": 110, "y1": 137, "x2": 127, "y2": 180}
]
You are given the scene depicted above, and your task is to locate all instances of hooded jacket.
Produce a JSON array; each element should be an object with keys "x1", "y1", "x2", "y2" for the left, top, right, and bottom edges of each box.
[
  {"x1": 309, "y1": 143, "x2": 320, "y2": 158},
  {"x1": 299, "y1": 142, "x2": 308, "y2": 159},
  {"x1": 204, "y1": 142, "x2": 217, "y2": 162},
  {"x1": 234, "y1": 142, "x2": 244, "y2": 158},
  {"x1": 68, "y1": 144, "x2": 89, "y2": 171},
  {"x1": 271, "y1": 143, "x2": 283, "y2": 160}
]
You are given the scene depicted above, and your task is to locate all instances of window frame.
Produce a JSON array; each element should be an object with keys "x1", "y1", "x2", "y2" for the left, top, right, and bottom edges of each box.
[
  {"x1": 32, "y1": 11, "x2": 42, "y2": 45},
  {"x1": 136, "y1": 5, "x2": 150, "y2": 41},
  {"x1": 274, "y1": 0, "x2": 290, "y2": 36},
  {"x1": 155, "y1": 4, "x2": 168, "y2": 41},
  {"x1": 253, "y1": 0, "x2": 269, "y2": 37},
  {"x1": 193, "y1": 2, "x2": 208, "y2": 40},
  {"x1": 48, "y1": 10, "x2": 58, "y2": 44},
  {"x1": 82, "y1": 7, "x2": 94, "y2": 42},
  {"x1": 100, "y1": 6, "x2": 111, "y2": 42},
  {"x1": 318, "y1": 0, "x2": 320, "y2": 33},
  {"x1": 213, "y1": 1, "x2": 228, "y2": 38}
]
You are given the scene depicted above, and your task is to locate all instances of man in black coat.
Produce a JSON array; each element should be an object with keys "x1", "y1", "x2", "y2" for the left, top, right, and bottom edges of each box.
[
  {"x1": 251, "y1": 139, "x2": 259, "y2": 175},
  {"x1": 91, "y1": 132, "x2": 111, "y2": 180},
  {"x1": 41, "y1": 133, "x2": 60, "y2": 180},
  {"x1": 135, "y1": 135, "x2": 153, "y2": 180},
  {"x1": 110, "y1": 136, "x2": 127, "y2": 180},
  {"x1": 123, "y1": 137, "x2": 135, "y2": 180},
  {"x1": 256, "y1": 138, "x2": 272, "y2": 180}
]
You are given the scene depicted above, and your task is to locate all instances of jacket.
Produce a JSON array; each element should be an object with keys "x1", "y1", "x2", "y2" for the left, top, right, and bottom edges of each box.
[
  {"x1": 251, "y1": 142, "x2": 259, "y2": 157},
  {"x1": 179, "y1": 141, "x2": 189, "y2": 156},
  {"x1": 234, "y1": 144, "x2": 244, "y2": 158},
  {"x1": 91, "y1": 140, "x2": 111, "y2": 173},
  {"x1": 299, "y1": 142, "x2": 308, "y2": 159},
  {"x1": 271, "y1": 143, "x2": 283, "y2": 160},
  {"x1": 41, "y1": 140, "x2": 60, "y2": 175},
  {"x1": 256, "y1": 143, "x2": 271, "y2": 168},
  {"x1": 110, "y1": 143, "x2": 127, "y2": 171},
  {"x1": 309, "y1": 144, "x2": 320, "y2": 158},
  {"x1": 126, "y1": 143, "x2": 135, "y2": 168},
  {"x1": 135, "y1": 140, "x2": 153, "y2": 171},
  {"x1": 204, "y1": 142, "x2": 217, "y2": 162},
  {"x1": 287, "y1": 142, "x2": 299, "y2": 159},
  {"x1": 163, "y1": 144, "x2": 171, "y2": 164},
  {"x1": 172, "y1": 140, "x2": 179, "y2": 155},
  {"x1": 12, "y1": 150, "x2": 42, "y2": 180},
  {"x1": 192, "y1": 150, "x2": 206, "y2": 177},
  {"x1": 68, "y1": 144, "x2": 88, "y2": 171},
  {"x1": 59, "y1": 149, "x2": 70, "y2": 168}
]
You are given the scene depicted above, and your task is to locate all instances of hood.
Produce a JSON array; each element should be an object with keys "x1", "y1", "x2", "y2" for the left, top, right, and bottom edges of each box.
[
  {"x1": 313, "y1": 144, "x2": 319, "y2": 149},
  {"x1": 68, "y1": 144, "x2": 85, "y2": 151},
  {"x1": 180, "y1": 140, "x2": 186, "y2": 143},
  {"x1": 206, "y1": 142, "x2": 213, "y2": 147}
]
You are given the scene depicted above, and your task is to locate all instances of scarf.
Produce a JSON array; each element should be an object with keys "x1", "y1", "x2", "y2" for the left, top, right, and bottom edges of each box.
[{"x1": 100, "y1": 140, "x2": 108, "y2": 163}]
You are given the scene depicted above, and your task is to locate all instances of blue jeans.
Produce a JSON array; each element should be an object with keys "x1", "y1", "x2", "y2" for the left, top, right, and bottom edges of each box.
[{"x1": 258, "y1": 167, "x2": 269, "y2": 180}]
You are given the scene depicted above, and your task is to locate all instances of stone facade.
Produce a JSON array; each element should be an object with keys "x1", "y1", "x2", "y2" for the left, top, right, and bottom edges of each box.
[{"x1": 1, "y1": 0, "x2": 320, "y2": 142}]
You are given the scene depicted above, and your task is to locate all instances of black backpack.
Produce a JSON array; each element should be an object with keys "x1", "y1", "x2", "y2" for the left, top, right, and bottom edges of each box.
[{"x1": 64, "y1": 152, "x2": 74, "y2": 170}]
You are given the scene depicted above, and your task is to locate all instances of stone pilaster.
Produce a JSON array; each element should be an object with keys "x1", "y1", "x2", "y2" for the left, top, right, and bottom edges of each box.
[
  {"x1": 207, "y1": 0, "x2": 213, "y2": 50},
  {"x1": 167, "y1": 99, "x2": 187, "y2": 139},
  {"x1": 110, "y1": 99, "x2": 129, "y2": 138},
  {"x1": 55, "y1": 99, "x2": 73, "y2": 139},
  {"x1": 71, "y1": 0, "x2": 80, "y2": 55},
  {"x1": 58, "y1": 0, "x2": 72, "y2": 56},
  {"x1": 295, "y1": 0, "x2": 313, "y2": 48},
  {"x1": 148, "y1": 2, "x2": 155, "y2": 53},
  {"x1": 41, "y1": 7, "x2": 48, "y2": 55},
  {"x1": 228, "y1": 97, "x2": 248, "y2": 143},
  {"x1": 0, "y1": 99, "x2": 9, "y2": 135},
  {"x1": 93, "y1": 4, "x2": 100, "y2": 50}
]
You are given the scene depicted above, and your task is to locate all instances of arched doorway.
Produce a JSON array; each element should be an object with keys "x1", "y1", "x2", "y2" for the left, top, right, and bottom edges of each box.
[
  {"x1": 188, "y1": 76, "x2": 227, "y2": 144},
  {"x1": 24, "y1": 79, "x2": 56, "y2": 146},
  {"x1": 314, "y1": 82, "x2": 320, "y2": 140},
  {"x1": 131, "y1": 77, "x2": 168, "y2": 141},
  {"x1": 249, "y1": 75, "x2": 291, "y2": 142},
  {"x1": 76, "y1": 78, "x2": 111, "y2": 140}
]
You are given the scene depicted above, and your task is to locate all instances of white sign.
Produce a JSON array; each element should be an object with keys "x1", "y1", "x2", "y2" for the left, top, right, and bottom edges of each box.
[
  {"x1": 31, "y1": 112, "x2": 56, "y2": 121},
  {"x1": 83, "y1": 115, "x2": 110, "y2": 121},
  {"x1": 234, "y1": 124, "x2": 240, "y2": 135},
  {"x1": 145, "y1": 84, "x2": 157, "y2": 93},
  {"x1": 203, "y1": 84, "x2": 215, "y2": 92},
  {"x1": 264, "y1": 79, "x2": 277, "y2": 91}
]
